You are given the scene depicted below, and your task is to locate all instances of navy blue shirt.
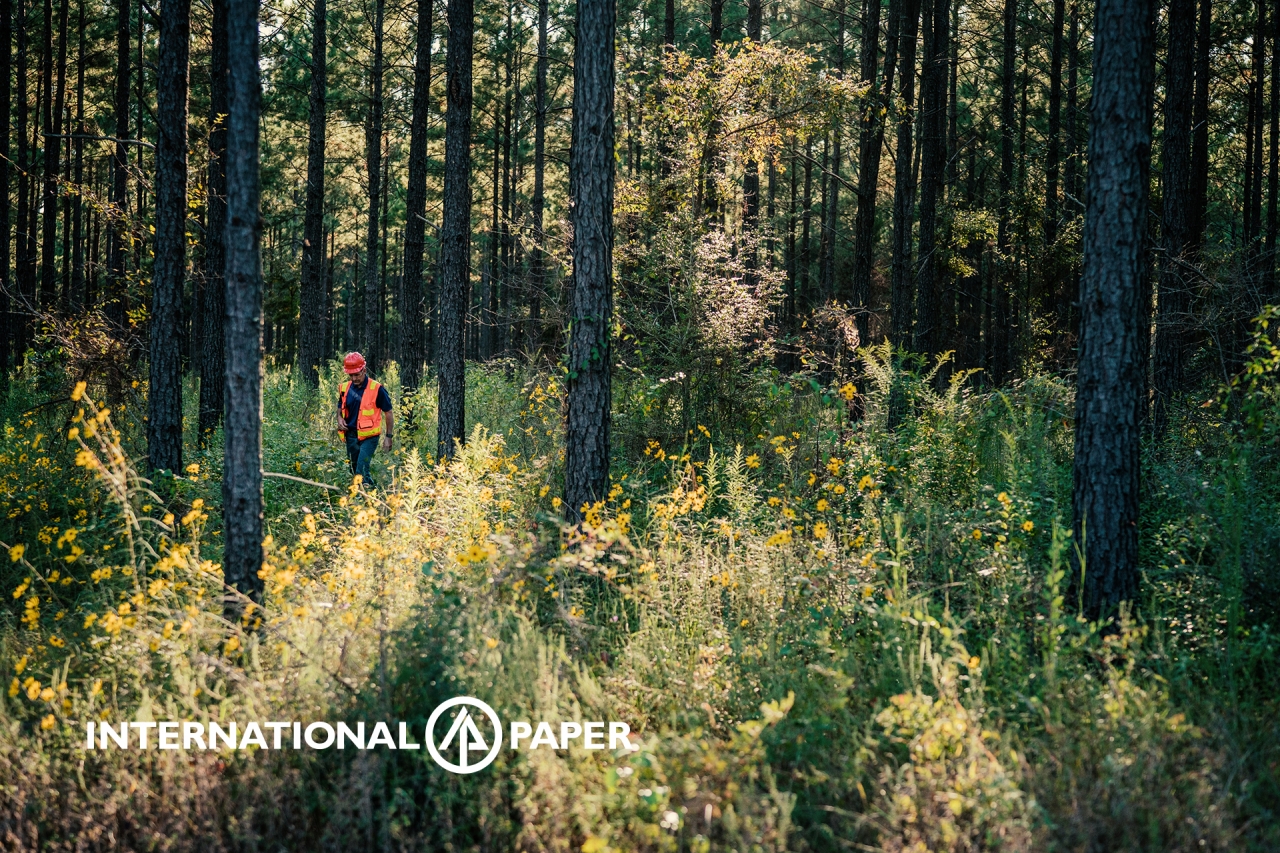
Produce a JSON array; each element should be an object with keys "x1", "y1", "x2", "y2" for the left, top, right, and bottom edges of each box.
[{"x1": 341, "y1": 378, "x2": 393, "y2": 435}]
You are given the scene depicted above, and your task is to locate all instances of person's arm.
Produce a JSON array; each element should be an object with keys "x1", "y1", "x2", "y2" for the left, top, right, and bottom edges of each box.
[
  {"x1": 335, "y1": 390, "x2": 347, "y2": 433},
  {"x1": 381, "y1": 410, "x2": 394, "y2": 451}
]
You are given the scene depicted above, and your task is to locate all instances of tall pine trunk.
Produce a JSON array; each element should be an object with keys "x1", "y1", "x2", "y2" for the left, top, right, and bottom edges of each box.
[
  {"x1": 437, "y1": 0, "x2": 473, "y2": 458},
  {"x1": 1153, "y1": 0, "x2": 1193, "y2": 439},
  {"x1": 528, "y1": 0, "x2": 548, "y2": 358},
  {"x1": 888, "y1": 0, "x2": 920, "y2": 347},
  {"x1": 106, "y1": 0, "x2": 129, "y2": 330},
  {"x1": 199, "y1": 0, "x2": 226, "y2": 439},
  {"x1": 401, "y1": 0, "x2": 430, "y2": 391},
  {"x1": 148, "y1": 0, "x2": 189, "y2": 474},
  {"x1": 364, "y1": 0, "x2": 384, "y2": 371},
  {"x1": 820, "y1": 0, "x2": 844, "y2": 304},
  {"x1": 298, "y1": 0, "x2": 326, "y2": 387},
  {"x1": 70, "y1": 0, "x2": 84, "y2": 312},
  {"x1": 914, "y1": 0, "x2": 949, "y2": 356},
  {"x1": 223, "y1": 0, "x2": 264, "y2": 606},
  {"x1": 852, "y1": 0, "x2": 894, "y2": 341},
  {"x1": 992, "y1": 0, "x2": 1016, "y2": 383},
  {"x1": 1072, "y1": 0, "x2": 1153, "y2": 621},
  {"x1": 564, "y1": 0, "x2": 616, "y2": 522},
  {"x1": 0, "y1": 0, "x2": 10, "y2": 375},
  {"x1": 1189, "y1": 0, "x2": 1210, "y2": 254}
]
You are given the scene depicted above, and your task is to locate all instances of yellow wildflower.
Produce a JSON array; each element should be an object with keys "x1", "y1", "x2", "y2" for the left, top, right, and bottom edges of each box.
[
  {"x1": 816, "y1": 499, "x2": 829, "y2": 512},
  {"x1": 41, "y1": 714, "x2": 56, "y2": 730},
  {"x1": 1022, "y1": 520, "x2": 1035, "y2": 532},
  {"x1": 813, "y1": 522, "x2": 829, "y2": 540},
  {"x1": 8, "y1": 544, "x2": 25, "y2": 562},
  {"x1": 71, "y1": 381, "x2": 87, "y2": 402},
  {"x1": 745, "y1": 454, "x2": 761, "y2": 469}
]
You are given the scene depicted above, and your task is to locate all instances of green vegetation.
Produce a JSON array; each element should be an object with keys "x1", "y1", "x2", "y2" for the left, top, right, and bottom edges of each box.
[{"x1": 1, "y1": 330, "x2": 1277, "y2": 850}]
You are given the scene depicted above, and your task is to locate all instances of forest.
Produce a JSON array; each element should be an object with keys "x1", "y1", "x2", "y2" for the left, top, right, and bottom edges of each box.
[{"x1": 0, "y1": 0, "x2": 1279, "y2": 845}]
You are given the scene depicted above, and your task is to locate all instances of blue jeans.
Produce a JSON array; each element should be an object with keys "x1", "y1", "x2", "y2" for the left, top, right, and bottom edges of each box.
[{"x1": 345, "y1": 434, "x2": 379, "y2": 488}]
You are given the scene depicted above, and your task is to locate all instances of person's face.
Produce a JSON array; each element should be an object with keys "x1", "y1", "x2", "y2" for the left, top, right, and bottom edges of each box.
[{"x1": 350, "y1": 367, "x2": 368, "y2": 384}]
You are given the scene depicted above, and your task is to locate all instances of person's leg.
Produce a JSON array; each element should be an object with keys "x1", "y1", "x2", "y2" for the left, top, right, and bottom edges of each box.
[
  {"x1": 355, "y1": 436, "x2": 378, "y2": 488},
  {"x1": 346, "y1": 434, "x2": 361, "y2": 478}
]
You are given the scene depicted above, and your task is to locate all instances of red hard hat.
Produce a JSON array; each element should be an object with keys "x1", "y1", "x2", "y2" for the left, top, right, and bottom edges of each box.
[{"x1": 343, "y1": 352, "x2": 367, "y2": 374}]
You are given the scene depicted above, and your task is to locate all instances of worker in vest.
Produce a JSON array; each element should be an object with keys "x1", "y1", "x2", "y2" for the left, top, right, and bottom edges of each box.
[{"x1": 334, "y1": 352, "x2": 393, "y2": 488}]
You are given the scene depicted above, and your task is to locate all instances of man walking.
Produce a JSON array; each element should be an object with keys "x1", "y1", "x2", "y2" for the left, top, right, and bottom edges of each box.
[{"x1": 335, "y1": 352, "x2": 394, "y2": 487}]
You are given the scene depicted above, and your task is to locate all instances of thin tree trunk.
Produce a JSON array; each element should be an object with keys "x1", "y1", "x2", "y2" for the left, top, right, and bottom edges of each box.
[
  {"x1": 148, "y1": 0, "x2": 189, "y2": 473},
  {"x1": 992, "y1": 0, "x2": 1016, "y2": 383},
  {"x1": 528, "y1": 0, "x2": 549, "y2": 358},
  {"x1": 1153, "y1": 0, "x2": 1193, "y2": 439},
  {"x1": 40, "y1": 0, "x2": 66, "y2": 312},
  {"x1": 565, "y1": 0, "x2": 616, "y2": 522},
  {"x1": 1189, "y1": 0, "x2": 1210, "y2": 254},
  {"x1": 1268, "y1": 4, "x2": 1279, "y2": 294},
  {"x1": 223, "y1": 0, "x2": 264, "y2": 606},
  {"x1": 1045, "y1": 0, "x2": 1064, "y2": 351},
  {"x1": 401, "y1": 0, "x2": 429, "y2": 391},
  {"x1": 298, "y1": 0, "x2": 327, "y2": 387},
  {"x1": 70, "y1": 0, "x2": 84, "y2": 312},
  {"x1": 742, "y1": 0, "x2": 762, "y2": 270},
  {"x1": 363, "y1": 0, "x2": 384, "y2": 372},
  {"x1": 1072, "y1": 0, "x2": 1154, "y2": 621},
  {"x1": 106, "y1": 0, "x2": 129, "y2": 330},
  {"x1": 821, "y1": 0, "x2": 844, "y2": 304},
  {"x1": 852, "y1": 0, "x2": 894, "y2": 339},
  {"x1": 0, "y1": 0, "x2": 10, "y2": 375},
  {"x1": 888, "y1": 0, "x2": 920, "y2": 347},
  {"x1": 437, "y1": 0, "x2": 473, "y2": 458},
  {"x1": 800, "y1": 138, "x2": 813, "y2": 309},
  {"x1": 199, "y1": 0, "x2": 226, "y2": 439},
  {"x1": 914, "y1": 0, "x2": 948, "y2": 356}
]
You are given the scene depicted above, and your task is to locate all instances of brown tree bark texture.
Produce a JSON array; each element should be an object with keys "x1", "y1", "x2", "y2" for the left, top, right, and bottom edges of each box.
[
  {"x1": 223, "y1": 0, "x2": 264, "y2": 602},
  {"x1": 436, "y1": 0, "x2": 473, "y2": 458},
  {"x1": 148, "y1": 0, "x2": 189, "y2": 474},
  {"x1": 1072, "y1": 0, "x2": 1153, "y2": 620},
  {"x1": 564, "y1": 0, "x2": 616, "y2": 522}
]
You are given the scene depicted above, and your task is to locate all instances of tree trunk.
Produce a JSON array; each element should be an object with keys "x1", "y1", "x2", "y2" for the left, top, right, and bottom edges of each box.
[
  {"x1": 1072, "y1": 0, "x2": 1153, "y2": 621},
  {"x1": 888, "y1": 0, "x2": 920, "y2": 347},
  {"x1": 70, "y1": 0, "x2": 84, "y2": 312},
  {"x1": 199, "y1": 0, "x2": 227, "y2": 439},
  {"x1": 800, "y1": 138, "x2": 813, "y2": 309},
  {"x1": 528, "y1": 0, "x2": 549, "y2": 358},
  {"x1": 852, "y1": 0, "x2": 894, "y2": 339},
  {"x1": 820, "y1": 0, "x2": 844, "y2": 304},
  {"x1": 992, "y1": 0, "x2": 1016, "y2": 383},
  {"x1": 401, "y1": 0, "x2": 429, "y2": 391},
  {"x1": 914, "y1": 0, "x2": 948, "y2": 356},
  {"x1": 148, "y1": 0, "x2": 189, "y2": 474},
  {"x1": 1189, "y1": 0, "x2": 1210, "y2": 254},
  {"x1": 1268, "y1": 2, "x2": 1279, "y2": 295},
  {"x1": 364, "y1": 0, "x2": 384, "y2": 372},
  {"x1": 223, "y1": 0, "x2": 264, "y2": 606},
  {"x1": 564, "y1": 0, "x2": 615, "y2": 522},
  {"x1": 1045, "y1": 0, "x2": 1063, "y2": 341},
  {"x1": 39, "y1": 0, "x2": 65, "y2": 313},
  {"x1": 298, "y1": 0, "x2": 327, "y2": 388},
  {"x1": 0, "y1": 0, "x2": 10, "y2": 375},
  {"x1": 1153, "y1": 0, "x2": 1193, "y2": 439},
  {"x1": 106, "y1": 0, "x2": 129, "y2": 330},
  {"x1": 742, "y1": 0, "x2": 762, "y2": 260},
  {"x1": 437, "y1": 0, "x2": 473, "y2": 458}
]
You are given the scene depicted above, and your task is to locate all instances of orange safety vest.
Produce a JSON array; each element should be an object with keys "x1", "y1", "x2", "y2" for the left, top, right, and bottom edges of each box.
[{"x1": 338, "y1": 379, "x2": 384, "y2": 440}]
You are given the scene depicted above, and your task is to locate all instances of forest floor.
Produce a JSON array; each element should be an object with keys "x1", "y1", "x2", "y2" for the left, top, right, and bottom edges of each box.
[{"x1": 0, "y1": 351, "x2": 1277, "y2": 852}]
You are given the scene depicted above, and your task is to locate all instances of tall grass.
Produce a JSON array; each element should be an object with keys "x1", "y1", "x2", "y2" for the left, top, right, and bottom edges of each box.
[{"x1": 0, "y1": 342, "x2": 1276, "y2": 851}]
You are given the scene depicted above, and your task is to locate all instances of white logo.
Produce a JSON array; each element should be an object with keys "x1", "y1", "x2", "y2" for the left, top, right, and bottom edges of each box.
[{"x1": 425, "y1": 696, "x2": 503, "y2": 774}]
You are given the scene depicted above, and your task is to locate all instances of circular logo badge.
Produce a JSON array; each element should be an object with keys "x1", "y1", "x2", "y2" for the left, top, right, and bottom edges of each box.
[{"x1": 425, "y1": 697, "x2": 503, "y2": 774}]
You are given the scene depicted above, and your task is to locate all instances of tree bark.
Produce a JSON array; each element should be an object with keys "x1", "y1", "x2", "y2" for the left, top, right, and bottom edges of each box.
[
  {"x1": 106, "y1": 0, "x2": 129, "y2": 330},
  {"x1": 39, "y1": 0, "x2": 66, "y2": 312},
  {"x1": 223, "y1": 0, "x2": 264, "y2": 606},
  {"x1": 1153, "y1": 0, "x2": 1193, "y2": 439},
  {"x1": 1072, "y1": 0, "x2": 1153, "y2": 622},
  {"x1": 914, "y1": 0, "x2": 949, "y2": 356},
  {"x1": 888, "y1": 0, "x2": 920, "y2": 347},
  {"x1": 401, "y1": 0, "x2": 430, "y2": 391},
  {"x1": 148, "y1": 0, "x2": 189, "y2": 474},
  {"x1": 742, "y1": 0, "x2": 762, "y2": 257},
  {"x1": 298, "y1": 0, "x2": 327, "y2": 388},
  {"x1": 437, "y1": 0, "x2": 473, "y2": 458},
  {"x1": 199, "y1": 0, "x2": 226, "y2": 439},
  {"x1": 363, "y1": 0, "x2": 384, "y2": 372},
  {"x1": 564, "y1": 0, "x2": 615, "y2": 523}
]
